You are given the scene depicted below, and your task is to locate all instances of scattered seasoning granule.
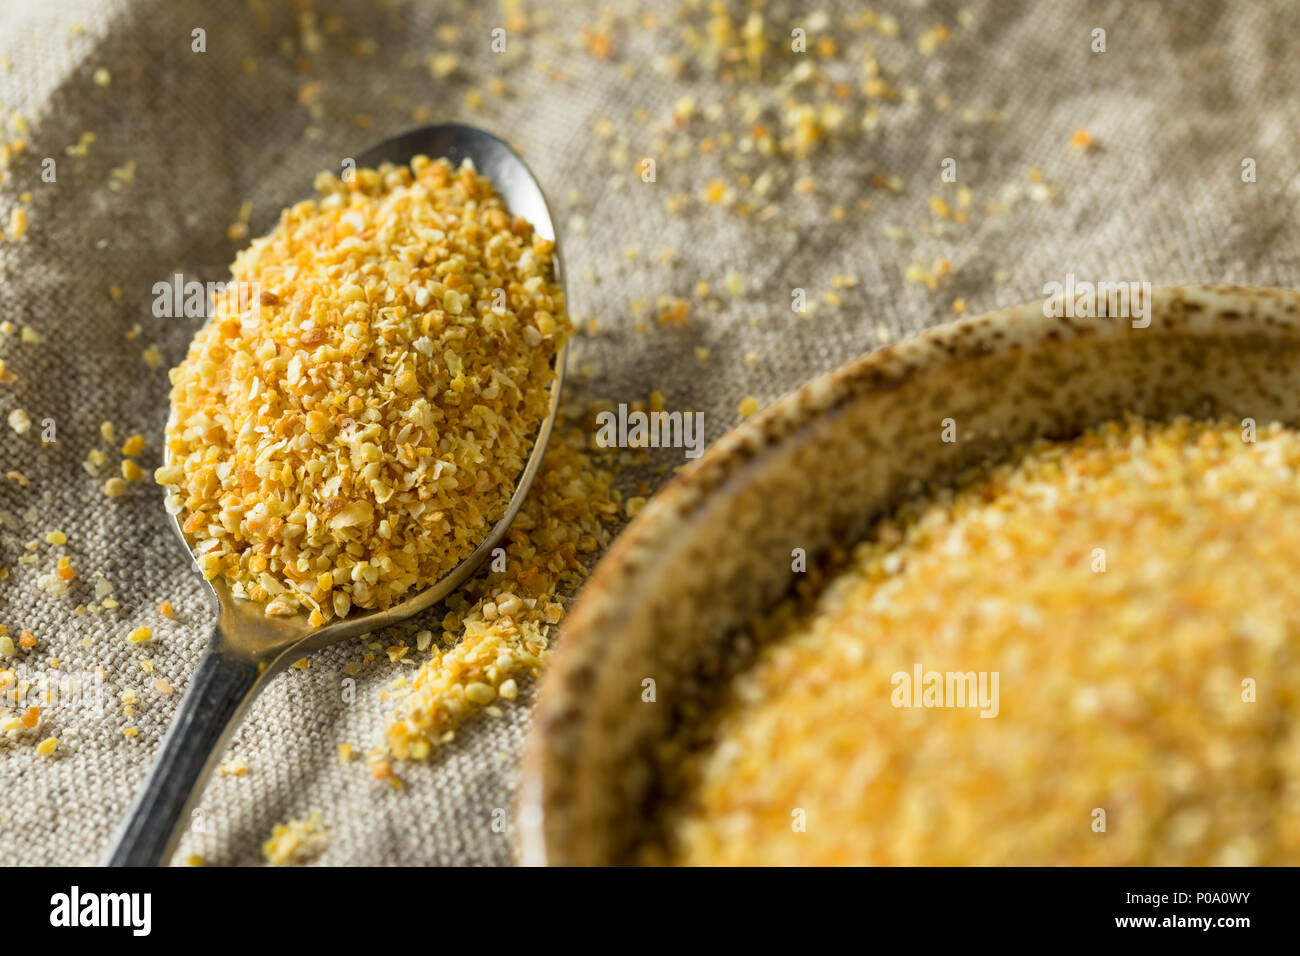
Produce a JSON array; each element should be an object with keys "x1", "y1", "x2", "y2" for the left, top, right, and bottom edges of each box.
[
  {"x1": 127, "y1": 626, "x2": 152, "y2": 644},
  {"x1": 737, "y1": 395, "x2": 760, "y2": 418},
  {"x1": 656, "y1": 299, "x2": 689, "y2": 325},
  {"x1": 7, "y1": 408, "x2": 31, "y2": 435},
  {"x1": 262, "y1": 811, "x2": 327, "y2": 865},
  {"x1": 157, "y1": 601, "x2": 174, "y2": 618},
  {"x1": 155, "y1": 156, "x2": 570, "y2": 622},
  {"x1": 35, "y1": 737, "x2": 57, "y2": 756},
  {"x1": 656, "y1": 417, "x2": 1300, "y2": 866}
]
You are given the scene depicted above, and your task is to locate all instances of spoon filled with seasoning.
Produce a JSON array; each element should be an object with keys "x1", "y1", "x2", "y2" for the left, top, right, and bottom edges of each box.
[{"x1": 103, "y1": 124, "x2": 569, "y2": 866}]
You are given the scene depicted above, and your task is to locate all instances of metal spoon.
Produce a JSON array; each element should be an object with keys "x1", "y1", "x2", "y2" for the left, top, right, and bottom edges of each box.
[{"x1": 103, "y1": 124, "x2": 567, "y2": 866}]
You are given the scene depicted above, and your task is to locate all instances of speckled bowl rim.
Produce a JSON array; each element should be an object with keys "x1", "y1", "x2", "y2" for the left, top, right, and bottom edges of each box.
[{"x1": 517, "y1": 284, "x2": 1300, "y2": 866}]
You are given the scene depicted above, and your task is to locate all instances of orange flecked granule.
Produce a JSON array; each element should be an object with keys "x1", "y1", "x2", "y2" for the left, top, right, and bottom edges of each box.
[
  {"x1": 20, "y1": 705, "x2": 39, "y2": 728},
  {"x1": 657, "y1": 299, "x2": 690, "y2": 325},
  {"x1": 579, "y1": 27, "x2": 612, "y2": 59}
]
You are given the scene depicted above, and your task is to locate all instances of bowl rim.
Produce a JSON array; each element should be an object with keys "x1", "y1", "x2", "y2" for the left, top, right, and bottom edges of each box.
[{"x1": 517, "y1": 283, "x2": 1300, "y2": 866}]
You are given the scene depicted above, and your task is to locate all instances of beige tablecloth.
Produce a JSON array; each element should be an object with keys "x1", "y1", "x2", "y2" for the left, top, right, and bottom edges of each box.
[{"x1": 0, "y1": 0, "x2": 1296, "y2": 865}]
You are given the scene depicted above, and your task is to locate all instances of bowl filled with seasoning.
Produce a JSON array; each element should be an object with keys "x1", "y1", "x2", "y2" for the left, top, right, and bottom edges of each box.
[{"x1": 519, "y1": 285, "x2": 1300, "y2": 866}]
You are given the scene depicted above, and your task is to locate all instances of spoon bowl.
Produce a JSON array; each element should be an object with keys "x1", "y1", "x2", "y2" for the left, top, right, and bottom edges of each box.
[{"x1": 104, "y1": 124, "x2": 566, "y2": 866}]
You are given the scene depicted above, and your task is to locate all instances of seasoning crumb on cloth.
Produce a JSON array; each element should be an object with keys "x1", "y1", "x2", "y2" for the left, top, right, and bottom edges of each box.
[
  {"x1": 154, "y1": 156, "x2": 569, "y2": 625},
  {"x1": 658, "y1": 416, "x2": 1300, "y2": 866},
  {"x1": 262, "y1": 810, "x2": 328, "y2": 866}
]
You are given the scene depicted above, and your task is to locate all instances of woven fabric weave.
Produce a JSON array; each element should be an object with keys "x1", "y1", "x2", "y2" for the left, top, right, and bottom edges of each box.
[{"x1": 0, "y1": 0, "x2": 1295, "y2": 865}]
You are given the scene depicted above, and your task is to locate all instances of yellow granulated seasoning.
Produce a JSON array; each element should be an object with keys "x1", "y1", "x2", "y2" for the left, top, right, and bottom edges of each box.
[
  {"x1": 737, "y1": 395, "x2": 759, "y2": 418},
  {"x1": 658, "y1": 417, "x2": 1300, "y2": 866},
  {"x1": 36, "y1": 737, "x2": 57, "y2": 755},
  {"x1": 155, "y1": 156, "x2": 570, "y2": 621},
  {"x1": 126, "y1": 626, "x2": 152, "y2": 644},
  {"x1": 263, "y1": 810, "x2": 327, "y2": 865},
  {"x1": 121, "y1": 460, "x2": 143, "y2": 481},
  {"x1": 384, "y1": 428, "x2": 617, "y2": 759},
  {"x1": 120, "y1": 434, "x2": 145, "y2": 457}
]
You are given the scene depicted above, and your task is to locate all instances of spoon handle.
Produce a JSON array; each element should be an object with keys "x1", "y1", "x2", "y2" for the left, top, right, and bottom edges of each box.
[{"x1": 103, "y1": 636, "x2": 267, "y2": 866}]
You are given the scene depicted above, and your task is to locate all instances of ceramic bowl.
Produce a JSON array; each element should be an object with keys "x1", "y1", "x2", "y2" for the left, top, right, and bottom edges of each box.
[{"x1": 518, "y1": 285, "x2": 1300, "y2": 865}]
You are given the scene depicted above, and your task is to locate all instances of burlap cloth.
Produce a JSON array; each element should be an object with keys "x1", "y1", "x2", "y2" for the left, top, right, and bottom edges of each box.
[{"x1": 0, "y1": 0, "x2": 1295, "y2": 865}]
